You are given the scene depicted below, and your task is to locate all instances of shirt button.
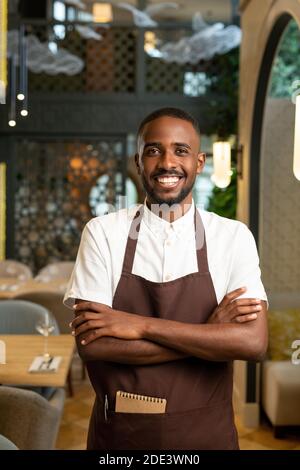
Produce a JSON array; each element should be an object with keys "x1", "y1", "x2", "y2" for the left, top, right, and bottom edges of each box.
[
  {"x1": 165, "y1": 274, "x2": 172, "y2": 281},
  {"x1": 166, "y1": 240, "x2": 171, "y2": 246}
]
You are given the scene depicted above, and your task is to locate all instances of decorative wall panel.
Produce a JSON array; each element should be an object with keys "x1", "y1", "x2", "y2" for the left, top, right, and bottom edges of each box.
[
  {"x1": 28, "y1": 25, "x2": 136, "y2": 93},
  {"x1": 259, "y1": 99, "x2": 300, "y2": 306},
  {"x1": 14, "y1": 138, "x2": 126, "y2": 273}
]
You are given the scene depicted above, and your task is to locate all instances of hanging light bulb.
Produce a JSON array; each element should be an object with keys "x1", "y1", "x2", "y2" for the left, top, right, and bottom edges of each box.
[
  {"x1": 211, "y1": 141, "x2": 231, "y2": 188},
  {"x1": 8, "y1": 55, "x2": 17, "y2": 127},
  {"x1": 17, "y1": 23, "x2": 28, "y2": 116},
  {"x1": 293, "y1": 94, "x2": 300, "y2": 181},
  {"x1": 17, "y1": 25, "x2": 26, "y2": 101},
  {"x1": 20, "y1": 59, "x2": 28, "y2": 117},
  {"x1": 20, "y1": 104, "x2": 28, "y2": 117}
]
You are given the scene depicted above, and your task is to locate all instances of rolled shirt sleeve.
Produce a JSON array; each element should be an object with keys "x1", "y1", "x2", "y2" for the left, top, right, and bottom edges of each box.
[
  {"x1": 227, "y1": 222, "x2": 268, "y2": 305},
  {"x1": 63, "y1": 219, "x2": 113, "y2": 309}
]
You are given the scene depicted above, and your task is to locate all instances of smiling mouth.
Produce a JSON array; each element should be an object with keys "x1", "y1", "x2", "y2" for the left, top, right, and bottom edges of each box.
[{"x1": 153, "y1": 175, "x2": 184, "y2": 189}]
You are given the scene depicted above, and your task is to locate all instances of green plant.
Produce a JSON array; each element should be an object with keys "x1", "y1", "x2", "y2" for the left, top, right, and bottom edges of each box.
[
  {"x1": 206, "y1": 47, "x2": 239, "y2": 139},
  {"x1": 269, "y1": 20, "x2": 300, "y2": 98},
  {"x1": 207, "y1": 169, "x2": 237, "y2": 219},
  {"x1": 205, "y1": 47, "x2": 239, "y2": 219}
]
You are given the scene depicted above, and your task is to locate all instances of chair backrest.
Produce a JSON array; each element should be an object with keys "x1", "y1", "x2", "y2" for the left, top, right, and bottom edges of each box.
[
  {"x1": 0, "y1": 300, "x2": 59, "y2": 334},
  {"x1": 0, "y1": 433, "x2": 19, "y2": 450},
  {"x1": 14, "y1": 292, "x2": 73, "y2": 334},
  {"x1": 36, "y1": 262, "x2": 75, "y2": 281},
  {"x1": 0, "y1": 386, "x2": 65, "y2": 449},
  {"x1": 0, "y1": 260, "x2": 32, "y2": 280}
]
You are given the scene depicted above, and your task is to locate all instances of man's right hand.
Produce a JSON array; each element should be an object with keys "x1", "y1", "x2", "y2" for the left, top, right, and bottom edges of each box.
[{"x1": 207, "y1": 287, "x2": 263, "y2": 324}]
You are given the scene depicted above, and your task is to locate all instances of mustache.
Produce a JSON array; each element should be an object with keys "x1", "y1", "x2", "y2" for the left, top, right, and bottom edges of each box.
[{"x1": 152, "y1": 170, "x2": 185, "y2": 178}]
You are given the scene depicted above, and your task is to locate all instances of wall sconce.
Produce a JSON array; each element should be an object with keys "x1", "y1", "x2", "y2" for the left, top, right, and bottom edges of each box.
[
  {"x1": 93, "y1": 3, "x2": 113, "y2": 23},
  {"x1": 211, "y1": 141, "x2": 232, "y2": 188},
  {"x1": 293, "y1": 94, "x2": 300, "y2": 181}
]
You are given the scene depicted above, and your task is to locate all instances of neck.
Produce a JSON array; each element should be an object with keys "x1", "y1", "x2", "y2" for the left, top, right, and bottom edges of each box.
[{"x1": 146, "y1": 193, "x2": 193, "y2": 222}]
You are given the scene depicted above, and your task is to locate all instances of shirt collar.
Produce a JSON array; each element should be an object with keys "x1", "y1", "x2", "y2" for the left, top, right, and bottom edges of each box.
[{"x1": 142, "y1": 198, "x2": 195, "y2": 239}]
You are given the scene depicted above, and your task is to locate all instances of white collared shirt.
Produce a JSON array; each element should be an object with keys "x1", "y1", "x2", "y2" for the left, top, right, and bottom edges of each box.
[{"x1": 64, "y1": 200, "x2": 268, "y2": 308}]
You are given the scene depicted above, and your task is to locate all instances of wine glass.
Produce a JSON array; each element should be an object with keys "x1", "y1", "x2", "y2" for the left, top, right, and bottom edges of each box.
[{"x1": 35, "y1": 313, "x2": 55, "y2": 363}]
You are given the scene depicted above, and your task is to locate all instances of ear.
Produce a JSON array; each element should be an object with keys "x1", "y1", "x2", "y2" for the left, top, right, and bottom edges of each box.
[
  {"x1": 196, "y1": 152, "x2": 206, "y2": 174},
  {"x1": 135, "y1": 153, "x2": 141, "y2": 175}
]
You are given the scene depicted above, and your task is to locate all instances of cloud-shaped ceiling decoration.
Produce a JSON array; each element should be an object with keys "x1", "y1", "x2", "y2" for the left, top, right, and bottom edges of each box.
[
  {"x1": 117, "y1": 2, "x2": 178, "y2": 28},
  {"x1": 8, "y1": 30, "x2": 84, "y2": 75},
  {"x1": 147, "y1": 13, "x2": 242, "y2": 63},
  {"x1": 75, "y1": 25, "x2": 103, "y2": 40}
]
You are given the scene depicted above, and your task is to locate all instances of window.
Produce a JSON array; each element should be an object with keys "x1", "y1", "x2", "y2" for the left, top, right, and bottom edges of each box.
[{"x1": 53, "y1": 1, "x2": 66, "y2": 39}]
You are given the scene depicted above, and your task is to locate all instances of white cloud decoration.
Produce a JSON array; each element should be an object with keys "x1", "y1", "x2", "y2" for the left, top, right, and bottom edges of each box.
[
  {"x1": 147, "y1": 14, "x2": 242, "y2": 63},
  {"x1": 75, "y1": 25, "x2": 103, "y2": 41},
  {"x1": 7, "y1": 30, "x2": 84, "y2": 75},
  {"x1": 117, "y1": 2, "x2": 178, "y2": 28}
]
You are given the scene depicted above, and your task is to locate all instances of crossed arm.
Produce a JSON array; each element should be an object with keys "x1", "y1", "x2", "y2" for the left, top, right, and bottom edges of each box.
[{"x1": 71, "y1": 287, "x2": 268, "y2": 364}]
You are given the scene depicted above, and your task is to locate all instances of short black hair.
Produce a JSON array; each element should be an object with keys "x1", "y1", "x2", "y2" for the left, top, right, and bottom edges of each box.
[{"x1": 137, "y1": 107, "x2": 201, "y2": 139}]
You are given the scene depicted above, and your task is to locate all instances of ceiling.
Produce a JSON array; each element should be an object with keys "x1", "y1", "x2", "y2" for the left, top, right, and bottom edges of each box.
[{"x1": 82, "y1": 1, "x2": 234, "y2": 24}]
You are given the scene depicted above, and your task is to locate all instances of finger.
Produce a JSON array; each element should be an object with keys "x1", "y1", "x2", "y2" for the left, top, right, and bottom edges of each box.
[
  {"x1": 234, "y1": 313, "x2": 258, "y2": 323},
  {"x1": 218, "y1": 287, "x2": 247, "y2": 308},
  {"x1": 80, "y1": 328, "x2": 110, "y2": 345},
  {"x1": 70, "y1": 312, "x2": 101, "y2": 328},
  {"x1": 72, "y1": 320, "x2": 105, "y2": 336},
  {"x1": 73, "y1": 301, "x2": 104, "y2": 313},
  {"x1": 228, "y1": 304, "x2": 263, "y2": 317},
  {"x1": 231, "y1": 298, "x2": 262, "y2": 306}
]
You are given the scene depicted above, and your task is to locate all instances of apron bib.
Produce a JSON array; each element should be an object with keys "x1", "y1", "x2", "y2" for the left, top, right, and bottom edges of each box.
[{"x1": 86, "y1": 206, "x2": 239, "y2": 450}]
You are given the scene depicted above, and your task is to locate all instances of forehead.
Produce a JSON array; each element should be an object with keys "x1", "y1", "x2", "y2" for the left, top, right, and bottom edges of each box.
[{"x1": 140, "y1": 116, "x2": 200, "y2": 146}]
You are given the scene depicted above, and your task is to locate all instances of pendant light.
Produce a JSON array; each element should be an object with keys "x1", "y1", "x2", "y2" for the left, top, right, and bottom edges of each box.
[
  {"x1": 211, "y1": 141, "x2": 232, "y2": 188},
  {"x1": 8, "y1": 55, "x2": 16, "y2": 127}
]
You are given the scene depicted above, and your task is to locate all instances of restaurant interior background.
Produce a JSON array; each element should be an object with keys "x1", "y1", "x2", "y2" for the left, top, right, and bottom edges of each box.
[{"x1": 0, "y1": 0, "x2": 300, "y2": 450}]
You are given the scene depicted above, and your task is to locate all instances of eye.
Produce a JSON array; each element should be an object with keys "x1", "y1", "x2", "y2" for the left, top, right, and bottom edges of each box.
[
  {"x1": 175, "y1": 147, "x2": 188, "y2": 155},
  {"x1": 145, "y1": 147, "x2": 160, "y2": 156}
]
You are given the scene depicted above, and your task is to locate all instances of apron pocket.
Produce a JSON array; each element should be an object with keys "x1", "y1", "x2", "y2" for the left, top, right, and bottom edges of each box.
[
  {"x1": 162, "y1": 401, "x2": 238, "y2": 450},
  {"x1": 106, "y1": 410, "x2": 164, "y2": 450}
]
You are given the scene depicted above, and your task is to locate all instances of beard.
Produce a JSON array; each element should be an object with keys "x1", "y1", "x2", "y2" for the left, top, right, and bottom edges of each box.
[{"x1": 141, "y1": 174, "x2": 195, "y2": 207}]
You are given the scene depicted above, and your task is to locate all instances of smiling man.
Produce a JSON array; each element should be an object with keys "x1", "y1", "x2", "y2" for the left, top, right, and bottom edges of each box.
[{"x1": 64, "y1": 107, "x2": 268, "y2": 450}]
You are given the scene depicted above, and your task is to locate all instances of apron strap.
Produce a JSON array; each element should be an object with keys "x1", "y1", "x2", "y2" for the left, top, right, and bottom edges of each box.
[
  {"x1": 195, "y1": 209, "x2": 209, "y2": 273},
  {"x1": 122, "y1": 205, "x2": 144, "y2": 274},
  {"x1": 122, "y1": 205, "x2": 209, "y2": 275}
]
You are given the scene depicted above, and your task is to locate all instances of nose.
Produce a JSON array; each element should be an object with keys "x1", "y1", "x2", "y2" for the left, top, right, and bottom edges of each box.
[{"x1": 157, "y1": 149, "x2": 177, "y2": 171}]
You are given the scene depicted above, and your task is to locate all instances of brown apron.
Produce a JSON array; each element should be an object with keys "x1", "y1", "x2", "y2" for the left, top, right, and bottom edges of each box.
[{"x1": 86, "y1": 206, "x2": 239, "y2": 450}]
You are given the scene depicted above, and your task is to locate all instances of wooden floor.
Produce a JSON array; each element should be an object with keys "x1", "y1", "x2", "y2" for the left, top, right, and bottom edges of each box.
[{"x1": 56, "y1": 358, "x2": 300, "y2": 451}]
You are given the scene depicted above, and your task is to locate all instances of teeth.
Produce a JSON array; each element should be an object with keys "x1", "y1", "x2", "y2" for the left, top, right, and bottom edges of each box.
[{"x1": 157, "y1": 177, "x2": 180, "y2": 184}]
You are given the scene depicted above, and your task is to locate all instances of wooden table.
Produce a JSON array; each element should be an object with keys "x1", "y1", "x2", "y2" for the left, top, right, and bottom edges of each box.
[
  {"x1": 0, "y1": 335, "x2": 75, "y2": 387},
  {"x1": 0, "y1": 278, "x2": 68, "y2": 299}
]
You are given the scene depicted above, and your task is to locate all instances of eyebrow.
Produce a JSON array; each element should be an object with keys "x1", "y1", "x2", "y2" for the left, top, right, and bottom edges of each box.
[
  {"x1": 173, "y1": 142, "x2": 191, "y2": 149},
  {"x1": 143, "y1": 142, "x2": 191, "y2": 149},
  {"x1": 143, "y1": 142, "x2": 162, "y2": 149}
]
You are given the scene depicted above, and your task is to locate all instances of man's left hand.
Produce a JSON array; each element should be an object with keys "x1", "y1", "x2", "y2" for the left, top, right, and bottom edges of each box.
[{"x1": 70, "y1": 302, "x2": 147, "y2": 344}]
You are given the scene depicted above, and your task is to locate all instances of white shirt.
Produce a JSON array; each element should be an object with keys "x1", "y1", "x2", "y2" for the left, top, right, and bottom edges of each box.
[{"x1": 64, "y1": 200, "x2": 268, "y2": 309}]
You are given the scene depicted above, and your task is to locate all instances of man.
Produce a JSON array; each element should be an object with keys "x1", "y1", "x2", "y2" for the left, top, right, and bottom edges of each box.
[{"x1": 64, "y1": 107, "x2": 268, "y2": 450}]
